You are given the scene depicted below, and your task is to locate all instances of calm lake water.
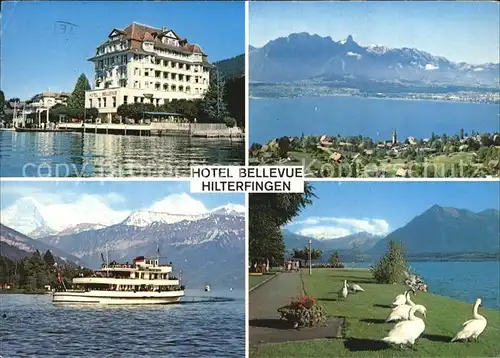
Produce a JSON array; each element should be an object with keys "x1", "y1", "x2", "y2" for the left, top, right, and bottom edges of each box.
[
  {"x1": 348, "y1": 260, "x2": 500, "y2": 310},
  {"x1": 0, "y1": 289, "x2": 244, "y2": 357},
  {"x1": 0, "y1": 132, "x2": 244, "y2": 177},
  {"x1": 250, "y1": 96, "x2": 500, "y2": 144}
]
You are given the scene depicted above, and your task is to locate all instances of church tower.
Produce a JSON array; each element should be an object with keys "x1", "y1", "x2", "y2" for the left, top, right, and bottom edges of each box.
[{"x1": 392, "y1": 129, "x2": 397, "y2": 145}]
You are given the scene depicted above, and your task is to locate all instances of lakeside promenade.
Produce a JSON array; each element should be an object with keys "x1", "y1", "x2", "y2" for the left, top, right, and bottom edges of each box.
[{"x1": 249, "y1": 272, "x2": 303, "y2": 345}]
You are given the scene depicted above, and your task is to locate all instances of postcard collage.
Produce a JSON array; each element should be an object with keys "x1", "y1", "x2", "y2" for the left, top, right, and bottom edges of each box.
[{"x1": 0, "y1": 1, "x2": 499, "y2": 357}]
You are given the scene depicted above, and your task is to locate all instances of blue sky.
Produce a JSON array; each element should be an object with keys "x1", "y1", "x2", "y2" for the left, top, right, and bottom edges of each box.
[
  {"x1": 286, "y1": 181, "x2": 499, "y2": 239},
  {"x1": 1, "y1": 1, "x2": 244, "y2": 100},
  {"x1": 250, "y1": 2, "x2": 500, "y2": 65},
  {"x1": 0, "y1": 181, "x2": 244, "y2": 231}
]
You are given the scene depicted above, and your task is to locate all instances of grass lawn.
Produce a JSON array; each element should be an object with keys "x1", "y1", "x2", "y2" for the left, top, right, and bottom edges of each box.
[
  {"x1": 252, "y1": 268, "x2": 500, "y2": 357},
  {"x1": 250, "y1": 273, "x2": 276, "y2": 290}
]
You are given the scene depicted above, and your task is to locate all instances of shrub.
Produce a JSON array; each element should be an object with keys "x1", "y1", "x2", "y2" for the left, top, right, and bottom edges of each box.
[
  {"x1": 371, "y1": 239, "x2": 408, "y2": 284},
  {"x1": 277, "y1": 296, "x2": 328, "y2": 328},
  {"x1": 223, "y1": 116, "x2": 237, "y2": 128}
]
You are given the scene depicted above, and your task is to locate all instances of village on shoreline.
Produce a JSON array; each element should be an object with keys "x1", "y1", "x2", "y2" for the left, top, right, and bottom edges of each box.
[{"x1": 250, "y1": 129, "x2": 500, "y2": 178}]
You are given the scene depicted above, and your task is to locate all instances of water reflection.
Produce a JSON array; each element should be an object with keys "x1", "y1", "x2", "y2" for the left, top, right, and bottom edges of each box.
[{"x1": 0, "y1": 132, "x2": 245, "y2": 177}]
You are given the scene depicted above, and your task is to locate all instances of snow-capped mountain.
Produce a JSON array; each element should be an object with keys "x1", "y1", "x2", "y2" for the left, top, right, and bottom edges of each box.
[
  {"x1": 40, "y1": 212, "x2": 245, "y2": 288},
  {"x1": 122, "y1": 211, "x2": 211, "y2": 227},
  {"x1": 1, "y1": 197, "x2": 50, "y2": 236},
  {"x1": 210, "y1": 204, "x2": 246, "y2": 217},
  {"x1": 250, "y1": 32, "x2": 499, "y2": 87}
]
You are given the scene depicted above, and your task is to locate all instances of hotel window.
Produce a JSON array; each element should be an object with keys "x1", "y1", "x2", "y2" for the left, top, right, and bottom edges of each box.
[
  {"x1": 89, "y1": 99, "x2": 93, "y2": 107},
  {"x1": 112, "y1": 97, "x2": 116, "y2": 108},
  {"x1": 163, "y1": 84, "x2": 168, "y2": 91},
  {"x1": 140, "y1": 97, "x2": 144, "y2": 103},
  {"x1": 122, "y1": 55, "x2": 127, "y2": 63},
  {"x1": 134, "y1": 97, "x2": 138, "y2": 103},
  {"x1": 195, "y1": 77, "x2": 199, "y2": 84},
  {"x1": 98, "y1": 98, "x2": 102, "y2": 107},
  {"x1": 195, "y1": 88, "x2": 199, "y2": 95},
  {"x1": 103, "y1": 98, "x2": 107, "y2": 107},
  {"x1": 110, "y1": 57, "x2": 114, "y2": 65},
  {"x1": 123, "y1": 95, "x2": 128, "y2": 105},
  {"x1": 145, "y1": 70, "x2": 149, "y2": 77},
  {"x1": 163, "y1": 72, "x2": 168, "y2": 79},
  {"x1": 155, "y1": 98, "x2": 160, "y2": 106},
  {"x1": 145, "y1": 82, "x2": 149, "y2": 89},
  {"x1": 134, "y1": 81, "x2": 139, "y2": 88}
]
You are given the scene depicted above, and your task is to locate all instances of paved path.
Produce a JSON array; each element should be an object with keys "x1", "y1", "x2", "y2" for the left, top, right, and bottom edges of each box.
[
  {"x1": 249, "y1": 272, "x2": 303, "y2": 345},
  {"x1": 249, "y1": 271, "x2": 343, "y2": 346}
]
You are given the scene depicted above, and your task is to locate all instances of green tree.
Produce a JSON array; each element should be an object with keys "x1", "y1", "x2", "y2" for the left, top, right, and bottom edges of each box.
[
  {"x1": 293, "y1": 247, "x2": 323, "y2": 266},
  {"x1": 67, "y1": 73, "x2": 91, "y2": 120},
  {"x1": 86, "y1": 107, "x2": 99, "y2": 121},
  {"x1": 0, "y1": 90, "x2": 5, "y2": 114},
  {"x1": 49, "y1": 104, "x2": 70, "y2": 122},
  {"x1": 201, "y1": 69, "x2": 228, "y2": 123},
  {"x1": 249, "y1": 183, "x2": 316, "y2": 266},
  {"x1": 224, "y1": 76, "x2": 244, "y2": 129},
  {"x1": 43, "y1": 250, "x2": 56, "y2": 267},
  {"x1": 329, "y1": 251, "x2": 344, "y2": 268},
  {"x1": 371, "y1": 240, "x2": 408, "y2": 284}
]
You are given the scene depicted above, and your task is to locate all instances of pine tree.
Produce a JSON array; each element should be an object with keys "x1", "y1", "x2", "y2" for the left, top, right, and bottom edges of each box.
[
  {"x1": 43, "y1": 250, "x2": 56, "y2": 267},
  {"x1": 67, "y1": 73, "x2": 91, "y2": 120},
  {"x1": 371, "y1": 239, "x2": 408, "y2": 284},
  {"x1": 0, "y1": 90, "x2": 5, "y2": 114},
  {"x1": 201, "y1": 69, "x2": 228, "y2": 123}
]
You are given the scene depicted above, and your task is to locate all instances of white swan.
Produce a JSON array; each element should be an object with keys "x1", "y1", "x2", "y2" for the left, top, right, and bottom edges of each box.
[
  {"x1": 392, "y1": 290, "x2": 409, "y2": 307},
  {"x1": 451, "y1": 298, "x2": 488, "y2": 342},
  {"x1": 349, "y1": 283, "x2": 365, "y2": 292},
  {"x1": 382, "y1": 305, "x2": 426, "y2": 349},
  {"x1": 339, "y1": 280, "x2": 348, "y2": 299},
  {"x1": 386, "y1": 303, "x2": 427, "y2": 323}
]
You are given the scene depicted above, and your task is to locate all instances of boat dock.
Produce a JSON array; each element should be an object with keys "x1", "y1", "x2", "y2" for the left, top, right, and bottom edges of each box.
[{"x1": 57, "y1": 122, "x2": 244, "y2": 139}]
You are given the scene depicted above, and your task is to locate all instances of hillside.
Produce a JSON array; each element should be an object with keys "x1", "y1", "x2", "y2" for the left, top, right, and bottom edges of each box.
[
  {"x1": 371, "y1": 205, "x2": 500, "y2": 255},
  {"x1": 250, "y1": 33, "x2": 499, "y2": 88},
  {"x1": 0, "y1": 224, "x2": 84, "y2": 266}
]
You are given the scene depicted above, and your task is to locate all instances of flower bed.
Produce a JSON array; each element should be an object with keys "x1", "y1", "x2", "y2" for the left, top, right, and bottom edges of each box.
[{"x1": 277, "y1": 295, "x2": 328, "y2": 328}]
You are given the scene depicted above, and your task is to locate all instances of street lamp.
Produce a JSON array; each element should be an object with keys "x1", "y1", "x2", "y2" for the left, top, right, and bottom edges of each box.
[{"x1": 308, "y1": 239, "x2": 312, "y2": 276}]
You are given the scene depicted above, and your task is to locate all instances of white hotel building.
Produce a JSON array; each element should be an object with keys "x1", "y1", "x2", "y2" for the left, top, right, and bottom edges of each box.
[{"x1": 86, "y1": 22, "x2": 211, "y2": 122}]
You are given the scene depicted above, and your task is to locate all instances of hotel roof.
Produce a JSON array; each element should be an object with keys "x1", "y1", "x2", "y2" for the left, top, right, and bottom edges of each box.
[{"x1": 92, "y1": 22, "x2": 206, "y2": 59}]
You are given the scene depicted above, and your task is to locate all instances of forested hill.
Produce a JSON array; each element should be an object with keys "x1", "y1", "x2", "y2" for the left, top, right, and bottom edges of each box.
[{"x1": 214, "y1": 54, "x2": 244, "y2": 78}]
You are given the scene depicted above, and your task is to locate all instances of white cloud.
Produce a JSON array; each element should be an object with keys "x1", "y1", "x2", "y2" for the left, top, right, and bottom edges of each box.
[
  {"x1": 290, "y1": 216, "x2": 390, "y2": 239},
  {"x1": 148, "y1": 193, "x2": 208, "y2": 215},
  {"x1": 298, "y1": 226, "x2": 351, "y2": 239},
  {"x1": 425, "y1": 64, "x2": 439, "y2": 71}
]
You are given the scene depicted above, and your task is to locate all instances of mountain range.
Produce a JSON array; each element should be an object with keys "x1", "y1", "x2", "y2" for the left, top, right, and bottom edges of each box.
[
  {"x1": 285, "y1": 205, "x2": 499, "y2": 260},
  {"x1": 0, "y1": 224, "x2": 84, "y2": 266},
  {"x1": 250, "y1": 33, "x2": 499, "y2": 88},
  {"x1": 371, "y1": 205, "x2": 500, "y2": 256},
  {"x1": 1, "y1": 200, "x2": 245, "y2": 289}
]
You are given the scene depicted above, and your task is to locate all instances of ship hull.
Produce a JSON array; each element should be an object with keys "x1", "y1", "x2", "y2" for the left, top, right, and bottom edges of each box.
[{"x1": 53, "y1": 290, "x2": 184, "y2": 305}]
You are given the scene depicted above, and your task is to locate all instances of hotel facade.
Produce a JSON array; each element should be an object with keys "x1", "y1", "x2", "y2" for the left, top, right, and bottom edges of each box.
[{"x1": 85, "y1": 22, "x2": 211, "y2": 122}]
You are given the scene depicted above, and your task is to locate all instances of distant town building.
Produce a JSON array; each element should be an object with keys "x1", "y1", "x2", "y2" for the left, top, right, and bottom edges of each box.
[
  {"x1": 86, "y1": 22, "x2": 211, "y2": 122},
  {"x1": 392, "y1": 129, "x2": 397, "y2": 145},
  {"x1": 407, "y1": 136, "x2": 417, "y2": 145},
  {"x1": 30, "y1": 92, "x2": 71, "y2": 109}
]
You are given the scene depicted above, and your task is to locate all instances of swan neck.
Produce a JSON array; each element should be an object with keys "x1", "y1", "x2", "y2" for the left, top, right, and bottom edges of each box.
[
  {"x1": 473, "y1": 301, "x2": 485, "y2": 320},
  {"x1": 406, "y1": 292, "x2": 415, "y2": 306}
]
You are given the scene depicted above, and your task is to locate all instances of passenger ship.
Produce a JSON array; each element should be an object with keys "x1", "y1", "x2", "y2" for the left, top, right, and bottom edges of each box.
[{"x1": 52, "y1": 256, "x2": 185, "y2": 305}]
